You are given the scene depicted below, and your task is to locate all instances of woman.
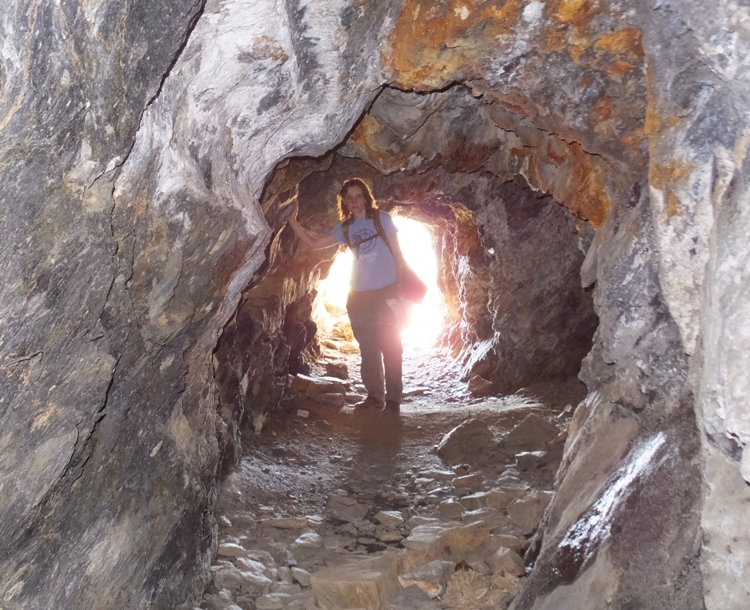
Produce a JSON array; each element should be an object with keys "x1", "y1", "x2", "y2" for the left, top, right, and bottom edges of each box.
[{"x1": 287, "y1": 178, "x2": 406, "y2": 413}]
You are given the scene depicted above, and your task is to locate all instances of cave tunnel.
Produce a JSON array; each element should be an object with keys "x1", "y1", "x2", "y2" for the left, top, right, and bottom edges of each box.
[{"x1": 0, "y1": 1, "x2": 748, "y2": 609}]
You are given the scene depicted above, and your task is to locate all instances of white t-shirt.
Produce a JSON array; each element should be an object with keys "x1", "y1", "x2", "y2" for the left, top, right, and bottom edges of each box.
[{"x1": 330, "y1": 211, "x2": 398, "y2": 292}]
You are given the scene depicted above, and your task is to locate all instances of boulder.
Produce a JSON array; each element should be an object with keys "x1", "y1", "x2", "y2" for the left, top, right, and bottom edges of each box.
[
  {"x1": 404, "y1": 522, "x2": 490, "y2": 560},
  {"x1": 398, "y1": 560, "x2": 456, "y2": 598},
  {"x1": 488, "y1": 547, "x2": 525, "y2": 577},
  {"x1": 310, "y1": 553, "x2": 400, "y2": 610},
  {"x1": 436, "y1": 419, "x2": 495, "y2": 465},
  {"x1": 497, "y1": 414, "x2": 560, "y2": 456},
  {"x1": 327, "y1": 494, "x2": 370, "y2": 523},
  {"x1": 325, "y1": 362, "x2": 349, "y2": 379},
  {"x1": 217, "y1": 542, "x2": 249, "y2": 558},
  {"x1": 437, "y1": 500, "x2": 465, "y2": 520},
  {"x1": 374, "y1": 511, "x2": 405, "y2": 528},
  {"x1": 507, "y1": 491, "x2": 554, "y2": 535},
  {"x1": 291, "y1": 374, "x2": 346, "y2": 396},
  {"x1": 213, "y1": 564, "x2": 273, "y2": 596}
]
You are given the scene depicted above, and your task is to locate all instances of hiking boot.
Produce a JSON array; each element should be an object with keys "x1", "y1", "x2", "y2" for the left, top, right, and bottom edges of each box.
[
  {"x1": 384, "y1": 400, "x2": 400, "y2": 413},
  {"x1": 353, "y1": 396, "x2": 384, "y2": 410}
]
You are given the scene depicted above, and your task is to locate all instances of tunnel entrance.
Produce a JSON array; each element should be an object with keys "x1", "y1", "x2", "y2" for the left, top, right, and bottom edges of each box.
[{"x1": 222, "y1": 83, "x2": 601, "y2": 439}]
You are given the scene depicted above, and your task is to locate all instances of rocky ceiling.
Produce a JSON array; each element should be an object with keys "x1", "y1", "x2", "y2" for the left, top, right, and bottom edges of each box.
[{"x1": 0, "y1": 1, "x2": 748, "y2": 609}]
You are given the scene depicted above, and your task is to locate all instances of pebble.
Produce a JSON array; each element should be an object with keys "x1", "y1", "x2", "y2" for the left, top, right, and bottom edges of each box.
[
  {"x1": 375, "y1": 510, "x2": 405, "y2": 527},
  {"x1": 293, "y1": 532, "x2": 324, "y2": 548}
]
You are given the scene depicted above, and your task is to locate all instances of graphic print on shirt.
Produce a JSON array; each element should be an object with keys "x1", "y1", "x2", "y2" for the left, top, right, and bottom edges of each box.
[{"x1": 351, "y1": 228, "x2": 380, "y2": 262}]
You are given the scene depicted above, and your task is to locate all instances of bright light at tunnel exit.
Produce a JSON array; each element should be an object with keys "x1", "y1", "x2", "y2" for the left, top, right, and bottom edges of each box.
[{"x1": 314, "y1": 216, "x2": 445, "y2": 352}]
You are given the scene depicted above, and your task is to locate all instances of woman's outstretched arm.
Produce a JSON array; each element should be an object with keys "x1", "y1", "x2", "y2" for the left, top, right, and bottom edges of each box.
[{"x1": 286, "y1": 201, "x2": 339, "y2": 250}]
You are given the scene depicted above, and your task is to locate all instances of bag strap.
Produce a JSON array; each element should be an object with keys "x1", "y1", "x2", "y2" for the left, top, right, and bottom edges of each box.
[
  {"x1": 372, "y1": 209, "x2": 389, "y2": 247},
  {"x1": 342, "y1": 211, "x2": 394, "y2": 260}
]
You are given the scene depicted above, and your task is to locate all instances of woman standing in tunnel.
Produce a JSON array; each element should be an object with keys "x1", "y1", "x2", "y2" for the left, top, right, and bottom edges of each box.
[{"x1": 287, "y1": 178, "x2": 405, "y2": 413}]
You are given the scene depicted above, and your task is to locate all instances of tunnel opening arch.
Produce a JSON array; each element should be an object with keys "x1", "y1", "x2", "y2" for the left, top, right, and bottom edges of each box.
[{"x1": 218, "y1": 81, "x2": 608, "y2": 444}]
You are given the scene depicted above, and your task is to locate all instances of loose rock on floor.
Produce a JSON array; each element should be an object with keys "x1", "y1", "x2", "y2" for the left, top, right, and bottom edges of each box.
[{"x1": 198, "y1": 342, "x2": 585, "y2": 610}]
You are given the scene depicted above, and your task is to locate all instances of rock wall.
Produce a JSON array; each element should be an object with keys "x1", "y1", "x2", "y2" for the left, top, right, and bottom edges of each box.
[
  {"x1": 0, "y1": 1, "x2": 210, "y2": 608},
  {"x1": 1, "y1": 0, "x2": 748, "y2": 608},
  {"x1": 0, "y1": 0, "x2": 397, "y2": 608},
  {"x1": 635, "y1": 2, "x2": 750, "y2": 608}
]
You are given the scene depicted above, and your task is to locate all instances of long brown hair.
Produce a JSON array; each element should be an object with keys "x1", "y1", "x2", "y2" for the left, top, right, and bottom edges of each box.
[{"x1": 337, "y1": 178, "x2": 378, "y2": 223}]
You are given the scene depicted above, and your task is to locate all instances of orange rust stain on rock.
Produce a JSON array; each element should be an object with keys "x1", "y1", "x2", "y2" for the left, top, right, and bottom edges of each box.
[
  {"x1": 645, "y1": 101, "x2": 682, "y2": 138},
  {"x1": 622, "y1": 128, "x2": 645, "y2": 149},
  {"x1": 649, "y1": 160, "x2": 693, "y2": 218},
  {"x1": 546, "y1": 139, "x2": 568, "y2": 165},
  {"x1": 479, "y1": 0, "x2": 522, "y2": 36},
  {"x1": 644, "y1": 64, "x2": 682, "y2": 137},
  {"x1": 594, "y1": 27, "x2": 643, "y2": 57},
  {"x1": 605, "y1": 60, "x2": 636, "y2": 79},
  {"x1": 552, "y1": 0, "x2": 588, "y2": 22},
  {"x1": 593, "y1": 95, "x2": 614, "y2": 121},
  {"x1": 539, "y1": 24, "x2": 569, "y2": 54},
  {"x1": 349, "y1": 115, "x2": 394, "y2": 169},
  {"x1": 385, "y1": 0, "x2": 521, "y2": 88},
  {"x1": 550, "y1": 0, "x2": 599, "y2": 27},
  {"x1": 563, "y1": 143, "x2": 610, "y2": 227}
]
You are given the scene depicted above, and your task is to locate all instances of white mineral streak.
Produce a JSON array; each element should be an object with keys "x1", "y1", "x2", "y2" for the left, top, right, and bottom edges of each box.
[
  {"x1": 697, "y1": 131, "x2": 750, "y2": 459},
  {"x1": 648, "y1": 155, "x2": 713, "y2": 356},
  {"x1": 521, "y1": 1, "x2": 544, "y2": 24},
  {"x1": 692, "y1": 1, "x2": 750, "y2": 81},
  {"x1": 559, "y1": 432, "x2": 669, "y2": 564}
]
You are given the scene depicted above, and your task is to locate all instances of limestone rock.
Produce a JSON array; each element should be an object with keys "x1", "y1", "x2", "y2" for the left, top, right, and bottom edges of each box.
[
  {"x1": 213, "y1": 564, "x2": 273, "y2": 596},
  {"x1": 489, "y1": 535, "x2": 526, "y2": 555},
  {"x1": 326, "y1": 362, "x2": 349, "y2": 379},
  {"x1": 468, "y1": 375, "x2": 494, "y2": 397},
  {"x1": 488, "y1": 548, "x2": 525, "y2": 578},
  {"x1": 437, "y1": 500, "x2": 465, "y2": 520},
  {"x1": 327, "y1": 494, "x2": 370, "y2": 523},
  {"x1": 491, "y1": 573, "x2": 523, "y2": 595},
  {"x1": 258, "y1": 517, "x2": 309, "y2": 529},
  {"x1": 218, "y1": 542, "x2": 249, "y2": 558},
  {"x1": 291, "y1": 567, "x2": 312, "y2": 587},
  {"x1": 452, "y1": 473, "x2": 485, "y2": 488},
  {"x1": 404, "y1": 522, "x2": 490, "y2": 560},
  {"x1": 375, "y1": 511, "x2": 405, "y2": 528},
  {"x1": 490, "y1": 487, "x2": 532, "y2": 511},
  {"x1": 292, "y1": 374, "x2": 346, "y2": 396},
  {"x1": 293, "y1": 532, "x2": 325, "y2": 549},
  {"x1": 497, "y1": 415, "x2": 560, "y2": 457},
  {"x1": 459, "y1": 492, "x2": 491, "y2": 511},
  {"x1": 436, "y1": 419, "x2": 495, "y2": 465},
  {"x1": 462, "y1": 508, "x2": 510, "y2": 531},
  {"x1": 442, "y1": 569, "x2": 492, "y2": 609},
  {"x1": 310, "y1": 553, "x2": 400, "y2": 610},
  {"x1": 236, "y1": 557, "x2": 276, "y2": 581},
  {"x1": 386, "y1": 584, "x2": 438, "y2": 610},
  {"x1": 507, "y1": 491, "x2": 553, "y2": 535},
  {"x1": 398, "y1": 560, "x2": 456, "y2": 598}
]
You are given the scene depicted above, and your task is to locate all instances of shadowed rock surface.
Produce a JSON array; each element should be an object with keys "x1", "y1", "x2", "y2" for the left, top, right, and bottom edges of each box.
[{"x1": 1, "y1": 1, "x2": 748, "y2": 609}]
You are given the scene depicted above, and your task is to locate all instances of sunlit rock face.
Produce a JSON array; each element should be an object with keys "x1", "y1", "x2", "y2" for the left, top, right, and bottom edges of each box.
[{"x1": 1, "y1": 0, "x2": 749, "y2": 609}]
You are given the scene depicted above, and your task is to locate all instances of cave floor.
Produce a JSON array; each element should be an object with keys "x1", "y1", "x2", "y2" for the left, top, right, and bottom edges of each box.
[{"x1": 202, "y1": 345, "x2": 585, "y2": 610}]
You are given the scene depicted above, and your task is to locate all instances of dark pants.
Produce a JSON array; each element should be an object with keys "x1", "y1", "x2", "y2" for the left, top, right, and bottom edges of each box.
[{"x1": 346, "y1": 283, "x2": 403, "y2": 404}]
